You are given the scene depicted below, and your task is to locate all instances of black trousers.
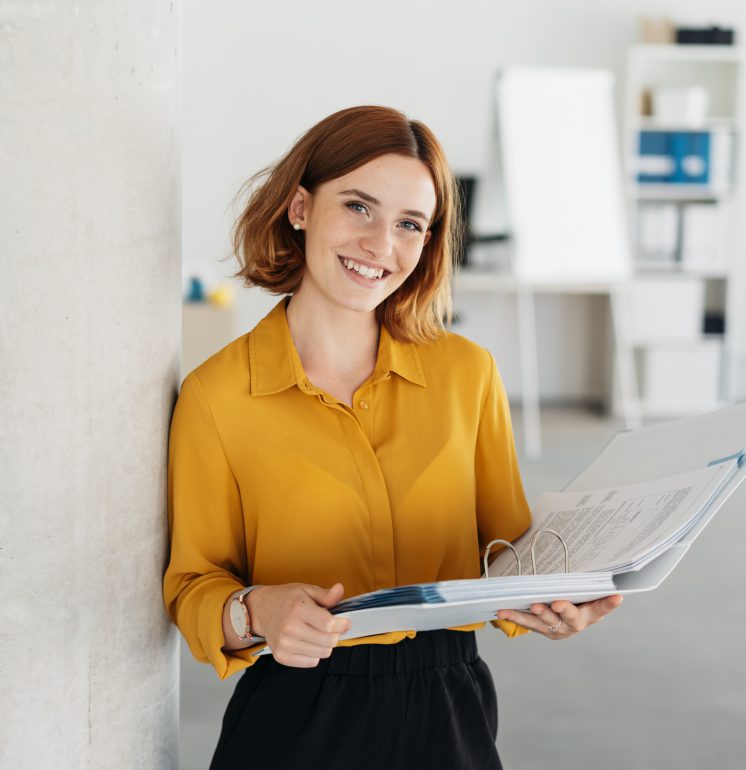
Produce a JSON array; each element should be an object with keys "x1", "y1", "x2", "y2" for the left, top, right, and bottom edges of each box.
[{"x1": 209, "y1": 629, "x2": 502, "y2": 770}]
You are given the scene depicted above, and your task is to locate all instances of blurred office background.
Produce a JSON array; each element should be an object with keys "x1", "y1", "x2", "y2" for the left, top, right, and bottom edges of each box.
[{"x1": 179, "y1": 1, "x2": 746, "y2": 769}]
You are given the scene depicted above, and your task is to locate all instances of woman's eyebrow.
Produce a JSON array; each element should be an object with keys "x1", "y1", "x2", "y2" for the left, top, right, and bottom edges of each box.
[{"x1": 338, "y1": 188, "x2": 432, "y2": 224}]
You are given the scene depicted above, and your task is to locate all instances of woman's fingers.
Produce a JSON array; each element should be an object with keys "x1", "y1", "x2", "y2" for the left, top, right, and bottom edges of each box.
[
  {"x1": 251, "y1": 582, "x2": 353, "y2": 667},
  {"x1": 582, "y1": 594, "x2": 624, "y2": 618},
  {"x1": 299, "y1": 596, "x2": 351, "y2": 636},
  {"x1": 272, "y1": 631, "x2": 338, "y2": 662},
  {"x1": 556, "y1": 594, "x2": 623, "y2": 627},
  {"x1": 274, "y1": 589, "x2": 351, "y2": 655},
  {"x1": 284, "y1": 619, "x2": 344, "y2": 650},
  {"x1": 273, "y1": 651, "x2": 329, "y2": 668},
  {"x1": 548, "y1": 600, "x2": 580, "y2": 625},
  {"x1": 497, "y1": 607, "x2": 568, "y2": 637},
  {"x1": 497, "y1": 594, "x2": 624, "y2": 640}
]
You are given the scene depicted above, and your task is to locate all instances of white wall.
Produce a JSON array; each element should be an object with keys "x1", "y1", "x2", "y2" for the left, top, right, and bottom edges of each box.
[
  {"x1": 1, "y1": 3, "x2": 181, "y2": 767},
  {"x1": 183, "y1": 0, "x2": 746, "y2": 401}
]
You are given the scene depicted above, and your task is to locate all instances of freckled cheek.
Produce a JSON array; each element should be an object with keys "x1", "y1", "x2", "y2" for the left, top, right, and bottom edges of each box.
[
  {"x1": 399, "y1": 246, "x2": 424, "y2": 277},
  {"x1": 304, "y1": 225, "x2": 351, "y2": 260},
  {"x1": 308, "y1": 212, "x2": 354, "y2": 243}
]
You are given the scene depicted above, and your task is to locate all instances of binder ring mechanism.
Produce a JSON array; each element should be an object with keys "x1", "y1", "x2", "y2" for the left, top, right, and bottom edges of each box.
[{"x1": 482, "y1": 529, "x2": 570, "y2": 578}]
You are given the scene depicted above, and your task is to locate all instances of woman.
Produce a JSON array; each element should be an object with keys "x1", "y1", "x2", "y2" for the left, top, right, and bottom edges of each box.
[{"x1": 163, "y1": 105, "x2": 622, "y2": 769}]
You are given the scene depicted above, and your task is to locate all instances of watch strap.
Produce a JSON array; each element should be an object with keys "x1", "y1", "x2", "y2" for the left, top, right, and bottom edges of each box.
[{"x1": 233, "y1": 585, "x2": 265, "y2": 642}]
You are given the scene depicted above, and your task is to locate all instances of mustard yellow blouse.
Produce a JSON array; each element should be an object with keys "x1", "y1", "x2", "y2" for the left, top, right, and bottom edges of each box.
[{"x1": 163, "y1": 298, "x2": 532, "y2": 680}]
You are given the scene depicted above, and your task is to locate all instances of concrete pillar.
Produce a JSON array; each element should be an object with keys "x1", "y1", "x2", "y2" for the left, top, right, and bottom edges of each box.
[{"x1": 0, "y1": 3, "x2": 181, "y2": 767}]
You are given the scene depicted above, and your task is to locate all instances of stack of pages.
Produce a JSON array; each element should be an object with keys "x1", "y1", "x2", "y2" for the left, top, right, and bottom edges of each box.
[
  {"x1": 331, "y1": 573, "x2": 615, "y2": 613},
  {"x1": 487, "y1": 456, "x2": 742, "y2": 578},
  {"x1": 253, "y1": 415, "x2": 745, "y2": 655}
]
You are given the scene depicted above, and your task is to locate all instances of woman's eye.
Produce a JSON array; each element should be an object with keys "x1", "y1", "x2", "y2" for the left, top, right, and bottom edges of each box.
[
  {"x1": 345, "y1": 202, "x2": 421, "y2": 233},
  {"x1": 400, "y1": 220, "x2": 422, "y2": 233},
  {"x1": 346, "y1": 201, "x2": 368, "y2": 215}
]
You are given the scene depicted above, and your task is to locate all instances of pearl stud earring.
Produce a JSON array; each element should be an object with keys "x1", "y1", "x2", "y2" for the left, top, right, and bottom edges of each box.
[{"x1": 293, "y1": 222, "x2": 302, "y2": 231}]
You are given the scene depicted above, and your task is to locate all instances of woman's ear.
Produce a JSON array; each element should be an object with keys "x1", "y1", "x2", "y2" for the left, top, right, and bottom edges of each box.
[
  {"x1": 288, "y1": 185, "x2": 310, "y2": 229},
  {"x1": 423, "y1": 230, "x2": 432, "y2": 247}
]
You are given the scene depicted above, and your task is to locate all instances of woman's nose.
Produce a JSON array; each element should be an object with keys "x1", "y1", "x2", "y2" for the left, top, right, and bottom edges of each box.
[{"x1": 360, "y1": 221, "x2": 394, "y2": 259}]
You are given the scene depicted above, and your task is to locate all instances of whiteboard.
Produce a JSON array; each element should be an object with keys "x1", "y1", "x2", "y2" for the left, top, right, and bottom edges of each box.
[{"x1": 496, "y1": 67, "x2": 631, "y2": 282}]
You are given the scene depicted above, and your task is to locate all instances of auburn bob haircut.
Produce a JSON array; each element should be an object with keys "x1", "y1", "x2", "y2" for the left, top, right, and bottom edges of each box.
[{"x1": 232, "y1": 105, "x2": 462, "y2": 343}]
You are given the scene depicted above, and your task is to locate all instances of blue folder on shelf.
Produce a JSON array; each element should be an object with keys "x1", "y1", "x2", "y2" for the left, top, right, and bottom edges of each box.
[{"x1": 637, "y1": 130, "x2": 710, "y2": 184}]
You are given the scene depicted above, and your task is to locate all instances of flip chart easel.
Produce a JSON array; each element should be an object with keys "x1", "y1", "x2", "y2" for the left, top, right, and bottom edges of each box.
[{"x1": 494, "y1": 66, "x2": 641, "y2": 457}]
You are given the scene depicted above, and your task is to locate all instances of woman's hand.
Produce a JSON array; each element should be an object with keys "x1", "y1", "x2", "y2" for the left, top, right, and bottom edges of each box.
[
  {"x1": 496, "y1": 594, "x2": 623, "y2": 640},
  {"x1": 248, "y1": 582, "x2": 352, "y2": 667}
]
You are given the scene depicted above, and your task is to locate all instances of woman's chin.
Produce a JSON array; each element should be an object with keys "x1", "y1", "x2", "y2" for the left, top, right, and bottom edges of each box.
[{"x1": 323, "y1": 285, "x2": 391, "y2": 315}]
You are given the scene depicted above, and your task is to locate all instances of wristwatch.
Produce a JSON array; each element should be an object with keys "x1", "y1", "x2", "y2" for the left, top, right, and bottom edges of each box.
[{"x1": 229, "y1": 585, "x2": 265, "y2": 642}]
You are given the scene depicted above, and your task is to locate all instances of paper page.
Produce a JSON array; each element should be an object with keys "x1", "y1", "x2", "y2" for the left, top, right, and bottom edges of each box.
[{"x1": 487, "y1": 460, "x2": 738, "y2": 577}]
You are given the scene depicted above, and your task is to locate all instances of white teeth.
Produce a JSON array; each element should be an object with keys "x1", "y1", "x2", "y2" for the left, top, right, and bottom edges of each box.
[{"x1": 340, "y1": 257, "x2": 385, "y2": 280}]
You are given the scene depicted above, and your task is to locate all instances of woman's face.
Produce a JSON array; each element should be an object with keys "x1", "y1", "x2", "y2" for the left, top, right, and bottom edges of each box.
[{"x1": 289, "y1": 153, "x2": 436, "y2": 317}]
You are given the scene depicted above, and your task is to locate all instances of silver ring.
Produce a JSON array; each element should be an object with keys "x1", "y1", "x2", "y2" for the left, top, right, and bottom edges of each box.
[{"x1": 548, "y1": 619, "x2": 562, "y2": 634}]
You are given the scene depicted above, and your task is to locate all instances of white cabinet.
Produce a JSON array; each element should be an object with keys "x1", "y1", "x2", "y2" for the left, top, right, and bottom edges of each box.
[
  {"x1": 623, "y1": 44, "x2": 745, "y2": 415},
  {"x1": 637, "y1": 341, "x2": 723, "y2": 415}
]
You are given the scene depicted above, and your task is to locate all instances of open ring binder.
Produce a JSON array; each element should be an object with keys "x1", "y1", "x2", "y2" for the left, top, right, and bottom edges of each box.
[
  {"x1": 483, "y1": 528, "x2": 570, "y2": 578},
  {"x1": 253, "y1": 414, "x2": 746, "y2": 658},
  {"x1": 483, "y1": 539, "x2": 523, "y2": 576},
  {"x1": 530, "y1": 528, "x2": 570, "y2": 575}
]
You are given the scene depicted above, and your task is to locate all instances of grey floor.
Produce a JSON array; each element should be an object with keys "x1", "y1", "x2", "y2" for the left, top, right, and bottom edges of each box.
[{"x1": 178, "y1": 407, "x2": 746, "y2": 769}]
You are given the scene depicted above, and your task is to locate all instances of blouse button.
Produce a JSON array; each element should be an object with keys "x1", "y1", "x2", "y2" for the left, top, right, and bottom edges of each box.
[{"x1": 359, "y1": 400, "x2": 369, "y2": 410}]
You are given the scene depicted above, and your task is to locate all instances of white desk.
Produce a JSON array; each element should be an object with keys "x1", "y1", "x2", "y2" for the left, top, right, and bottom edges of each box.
[{"x1": 453, "y1": 269, "x2": 642, "y2": 459}]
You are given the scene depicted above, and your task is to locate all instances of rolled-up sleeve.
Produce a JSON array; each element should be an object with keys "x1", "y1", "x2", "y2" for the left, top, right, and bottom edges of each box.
[
  {"x1": 474, "y1": 350, "x2": 533, "y2": 638},
  {"x1": 163, "y1": 371, "x2": 265, "y2": 679}
]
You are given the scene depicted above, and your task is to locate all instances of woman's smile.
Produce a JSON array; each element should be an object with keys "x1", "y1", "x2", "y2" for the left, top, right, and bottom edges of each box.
[{"x1": 337, "y1": 254, "x2": 391, "y2": 287}]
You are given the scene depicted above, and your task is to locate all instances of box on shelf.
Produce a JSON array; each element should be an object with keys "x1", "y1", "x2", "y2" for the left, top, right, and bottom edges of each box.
[
  {"x1": 638, "y1": 340, "x2": 723, "y2": 415},
  {"x1": 675, "y1": 26, "x2": 735, "y2": 45},
  {"x1": 636, "y1": 202, "x2": 679, "y2": 265},
  {"x1": 627, "y1": 277, "x2": 705, "y2": 342},
  {"x1": 651, "y1": 86, "x2": 708, "y2": 125},
  {"x1": 680, "y1": 200, "x2": 734, "y2": 273},
  {"x1": 639, "y1": 18, "x2": 675, "y2": 45}
]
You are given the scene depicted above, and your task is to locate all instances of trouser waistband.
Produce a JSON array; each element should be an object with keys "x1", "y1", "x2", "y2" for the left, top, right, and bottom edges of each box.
[{"x1": 317, "y1": 629, "x2": 478, "y2": 676}]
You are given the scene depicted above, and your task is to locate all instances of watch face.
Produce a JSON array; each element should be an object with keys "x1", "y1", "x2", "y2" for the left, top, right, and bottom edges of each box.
[{"x1": 230, "y1": 599, "x2": 248, "y2": 636}]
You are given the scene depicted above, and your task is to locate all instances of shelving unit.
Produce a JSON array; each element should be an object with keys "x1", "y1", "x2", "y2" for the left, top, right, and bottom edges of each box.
[{"x1": 622, "y1": 43, "x2": 745, "y2": 417}]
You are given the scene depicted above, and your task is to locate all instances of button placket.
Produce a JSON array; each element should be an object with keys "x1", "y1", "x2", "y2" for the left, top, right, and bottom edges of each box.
[
  {"x1": 354, "y1": 386, "x2": 375, "y2": 441},
  {"x1": 335, "y1": 399, "x2": 395, "y2": 590}
]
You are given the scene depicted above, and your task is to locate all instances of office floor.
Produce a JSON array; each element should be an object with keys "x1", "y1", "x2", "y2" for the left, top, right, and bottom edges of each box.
[{"x1": 177, "y1": 407, "x2": 746, "y2": 770}]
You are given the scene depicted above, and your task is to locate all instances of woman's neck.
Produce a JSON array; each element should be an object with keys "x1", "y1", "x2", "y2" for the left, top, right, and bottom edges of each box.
[{"x1": 285, "y1": 291, "x2": 380, "y2": 385}]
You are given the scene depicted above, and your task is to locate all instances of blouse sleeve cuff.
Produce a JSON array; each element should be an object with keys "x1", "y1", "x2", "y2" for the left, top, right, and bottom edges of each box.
[
  {"x1": 490, "y1": 618, "x2": 532, "y2": 638},
  {"x1": 194, "y1": 579, "x2": 268, "y2": 680}
]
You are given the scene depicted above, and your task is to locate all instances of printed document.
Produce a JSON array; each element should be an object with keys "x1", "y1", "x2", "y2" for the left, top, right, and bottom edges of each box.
[{"x1": 487, "y1": 459, "x2": 739, "y2": 578}]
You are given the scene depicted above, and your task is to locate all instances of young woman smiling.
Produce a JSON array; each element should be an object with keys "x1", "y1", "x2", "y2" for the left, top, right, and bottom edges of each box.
[{"x1": 163, "y1": 105, "x2": 622, "y2": 769}]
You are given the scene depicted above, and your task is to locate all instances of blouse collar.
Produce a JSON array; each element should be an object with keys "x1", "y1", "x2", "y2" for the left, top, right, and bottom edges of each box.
[{"x1": 248, "y1": 297, "x2": 427, "y2": 396}]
